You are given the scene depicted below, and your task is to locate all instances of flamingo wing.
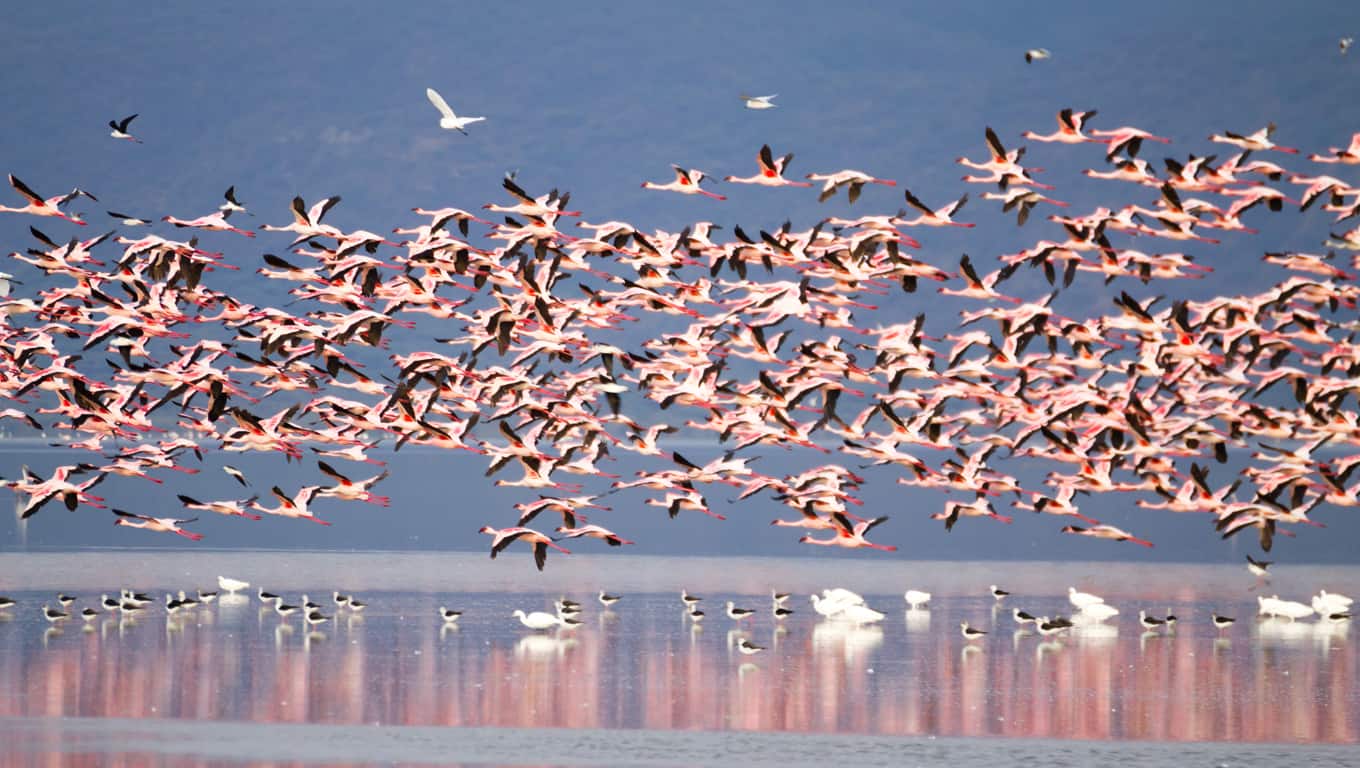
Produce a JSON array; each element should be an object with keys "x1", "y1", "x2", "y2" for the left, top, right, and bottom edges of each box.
[
  {"x1": 8, "y1": 175, "x2": 44, "y2": 206},
  {"x1": 902, "y1": 188, "x2": 933, "y2": 216}
]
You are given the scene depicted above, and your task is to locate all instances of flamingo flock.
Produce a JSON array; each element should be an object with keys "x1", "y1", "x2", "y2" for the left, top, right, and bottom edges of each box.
[{"x1": 2, "y1": 110, "x2": 1360, "y2": 567}]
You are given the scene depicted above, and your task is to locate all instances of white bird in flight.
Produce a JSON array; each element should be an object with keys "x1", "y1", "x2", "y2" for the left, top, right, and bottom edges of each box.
[
  {"x1": 741, "y1": 94, "x2": 777, "y2": 110},
  {"x1": 425, "y1": 87, "x2": 485, "y2": 135},
  {"x1": 1025, "y1": 48, "x2": 1051, "y2": 63}
]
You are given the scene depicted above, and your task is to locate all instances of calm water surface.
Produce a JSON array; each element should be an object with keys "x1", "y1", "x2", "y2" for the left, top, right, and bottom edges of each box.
[{"x1": 0, "y1": 552, "x2": 1356, "y2": 766}]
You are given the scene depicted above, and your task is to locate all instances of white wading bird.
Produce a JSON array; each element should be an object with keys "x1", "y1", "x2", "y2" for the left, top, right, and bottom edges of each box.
[{"x1": 426, "y1": 87, "x2": 485, "y2": 135}]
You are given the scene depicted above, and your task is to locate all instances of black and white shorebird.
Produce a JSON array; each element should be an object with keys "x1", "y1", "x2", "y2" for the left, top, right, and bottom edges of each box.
[
  {"x1": 726, "y1": 601, "x2": 755, "y2": 621},
  {"x1": 100, "y1": 594, "x2": 121, "y2": 612},
  {"x1": 57, "y1": 594, "x2": 77, "y2": 607},
  {"x1": 108, "y1": 114, "x2": 142, "y2": 143},
  {"x1": 196, "y1": 589, "x2": 218, "y2": 604},
  {"x1": 1036, "y1": 616, "x2": 1073, "y2": 636},
  {"x1": 42, "y1": 604, "x2": 69, "y2": 623},
  {"x1": 305, "y1": 610, "x2": 330, "y2": 627},
  {"x1": 598, "y1": 590, "x2": 621, "y2": 608},
  {"x1": 107, "y1": 211, "x2": 152, "y2": 226},
  {"x1": 121, "y1": 590, "x2": 152, "y2": 607},
  {"x1": 559, "y1": 615, "x2": 584, "y2": 629},
  {"x1": 737, "y1": 639, "x2": 766, "y2": 655},
  {"x1": 0, "y1": 596, "x2": 15, "y2": 610},
  {"x1": 80, "y1": 607, "x2": 99, "y2": 622},
  {"x1": 771, "y1": 590, "x2": 791, "y2": 607},
  {"x1": 1163, "y1": 610, "x2": 1178, "y2": 628},
  {"x1": 219, "y1": 186, "x2": 251, "y2": 216},
  {"x1": 347, "y1": 598, "x2": 367, "y2": 612},
  {"x1": 1328, "y1": 612, "x2": 1353, "y2": 623},
  {"x1": 1012, "y1": 608, "x2": 1038, "y2": 625},
  {"x1": 773, "y1": 605, "x2": 795, "y2": 620},
  {"x1": 439, "y1": 606, "x2": 463, "y2": 624},
  {"x1": 165, "y1": 594, "x2": 185, "y2": 614},
  {"x1": 333, "y1": 592, "x2": 351, "y2": 609},
  {"x1": 274, "y1": 601, "x2": 301, "y2": 619},
  {"x1": 960, "y1": 621, "x2": 987, "y2": 641},
  {"x1": 1138, "y1": 610, "x2": 1166, "y2": 630},
  {"x1": 118, "y1": 601, "x2": 146, "y2": 616},
  {"x1": 258, "y1": 587, "x2": 282, "y2": 605},
  {"x1": 1247, "y1": 555, "x2": 1271, "y2": 580},
  {"x1": 990, "y1": 585, "x2": 1010, "y2": 601},
  {"x1": 1212, "y1": 613, "x2": 1236, "y2": 630},
  {"x1": 223, "y1": 466, "x2": 250, "y2": 487},
  {"x1": 301, "y1": 595, "x2": 321, "y2": 612},
  {"x1": 176, "y1": 591, "x2": 200, "y2": 609},
  {"x1": 687, "y1": 608, "x2": 705, "y2": 624},
  {"x1": 681, "y1": 589, "x2": 702, "y2": 610}
]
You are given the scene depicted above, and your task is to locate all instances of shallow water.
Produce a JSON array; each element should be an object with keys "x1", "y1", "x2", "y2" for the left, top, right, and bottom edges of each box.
[{"x1": 0, "y1": 552, "x2": 1356, "y2": 766}]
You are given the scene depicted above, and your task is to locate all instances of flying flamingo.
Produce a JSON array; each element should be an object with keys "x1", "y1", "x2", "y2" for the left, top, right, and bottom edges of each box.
[
  {"x1": 1210, "y1": 123, "x2": 1298, "y2": 154},
  {"x1": 163, "y1": 210, "x2": 255, "y2": 237},
  {"x1": 799, "y1": 512, "x2": 896, "y2": 551},
  {"x1": 1022, "y1": 109, "x2": 1099, "y2": 144},
  {"x1": 111, "y1": 509, "x2": 203, "y2": 541},
  {"x1": 724, "y1": 144, "x2": 812, "y2": 187},
  {"x1": 478, "y1": 525, "x2": 570, "y2": 571},
  {"x1": 555, "y1": 524, "x2": 634, "y2": 547},
  {"x1": 899, "y1": 188, "x2": 974, "y2": 227},
  {"x1": 642, "y1": 165, "x2": 725, "y2": 200},
  {"x1": 0, "y1": 175, "x2": 89, "y2": 225},
  {"x1": 805, "y1": 169, "x2": 897, "y2": 203},
  {"x1": 1061, "y1": 524, "x2": 1154, "y2": 547}
]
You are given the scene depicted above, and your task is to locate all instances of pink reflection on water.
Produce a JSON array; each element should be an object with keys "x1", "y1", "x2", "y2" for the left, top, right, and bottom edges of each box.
[{"x1": 0, "y1": 597, "x2": 1353, "y2": 744}]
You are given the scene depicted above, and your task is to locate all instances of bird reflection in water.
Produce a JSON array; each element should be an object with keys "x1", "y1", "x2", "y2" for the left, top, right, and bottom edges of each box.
[{"x1": 0, "y1": 593, "x2": 1354, "y2": 745}]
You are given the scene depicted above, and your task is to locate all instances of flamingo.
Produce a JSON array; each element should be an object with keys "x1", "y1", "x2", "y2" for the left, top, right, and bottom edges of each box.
[
  {"x1": 898, "y1": 188, "x2": 973, "y2": 227},
  {"x1": 1061, "y1": 524, "x2": 1154, "y2": 547},
  {"x1": 259, "y1": 195, "x2": 343, "y2": 239},
  {"x1": 111, "y1": 508, "x2": 203, "y2": 541},
  {"x1": 425, "y1": 87, "x2": 485, "y2": 135},
  {"x1": 0, "y1": 175, "x2": 89, "y2": 225},
  {"x1": 642, "y1": 165, "x2": 725, "y2": 200},
  {"x1": 1022, "y1": 109, "x2": 1099, "y2": 144},
  {"x1": 555, "y1": 524, "x2": 634, "y2": 546},
  {"x1": 479, "y1": 525, "x2": 570, "y2": 571},
  {"x1": 799, "y1": 512, "x2": 896, "y2": 551},
  {"x1": 1308, "y1": 132, "x2": 1360, "y2": 164},
  {"x1": 724, "y1": 144, "x2": 812, "y2": 187},
  {"x1": 1210, "y1": 123, "x2": 1299, "y2": 154},
  {"x1": 805, "y1": 169, "x2": 897, "y2": 203},
  {"x1": 163, "y1": 210, "x2": 255, "y2": 238}
]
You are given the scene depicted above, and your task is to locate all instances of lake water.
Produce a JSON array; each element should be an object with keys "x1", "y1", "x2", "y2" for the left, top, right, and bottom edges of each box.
[{"x1": 0, "y1": 552, "x2": 1356, "y2": 766}]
